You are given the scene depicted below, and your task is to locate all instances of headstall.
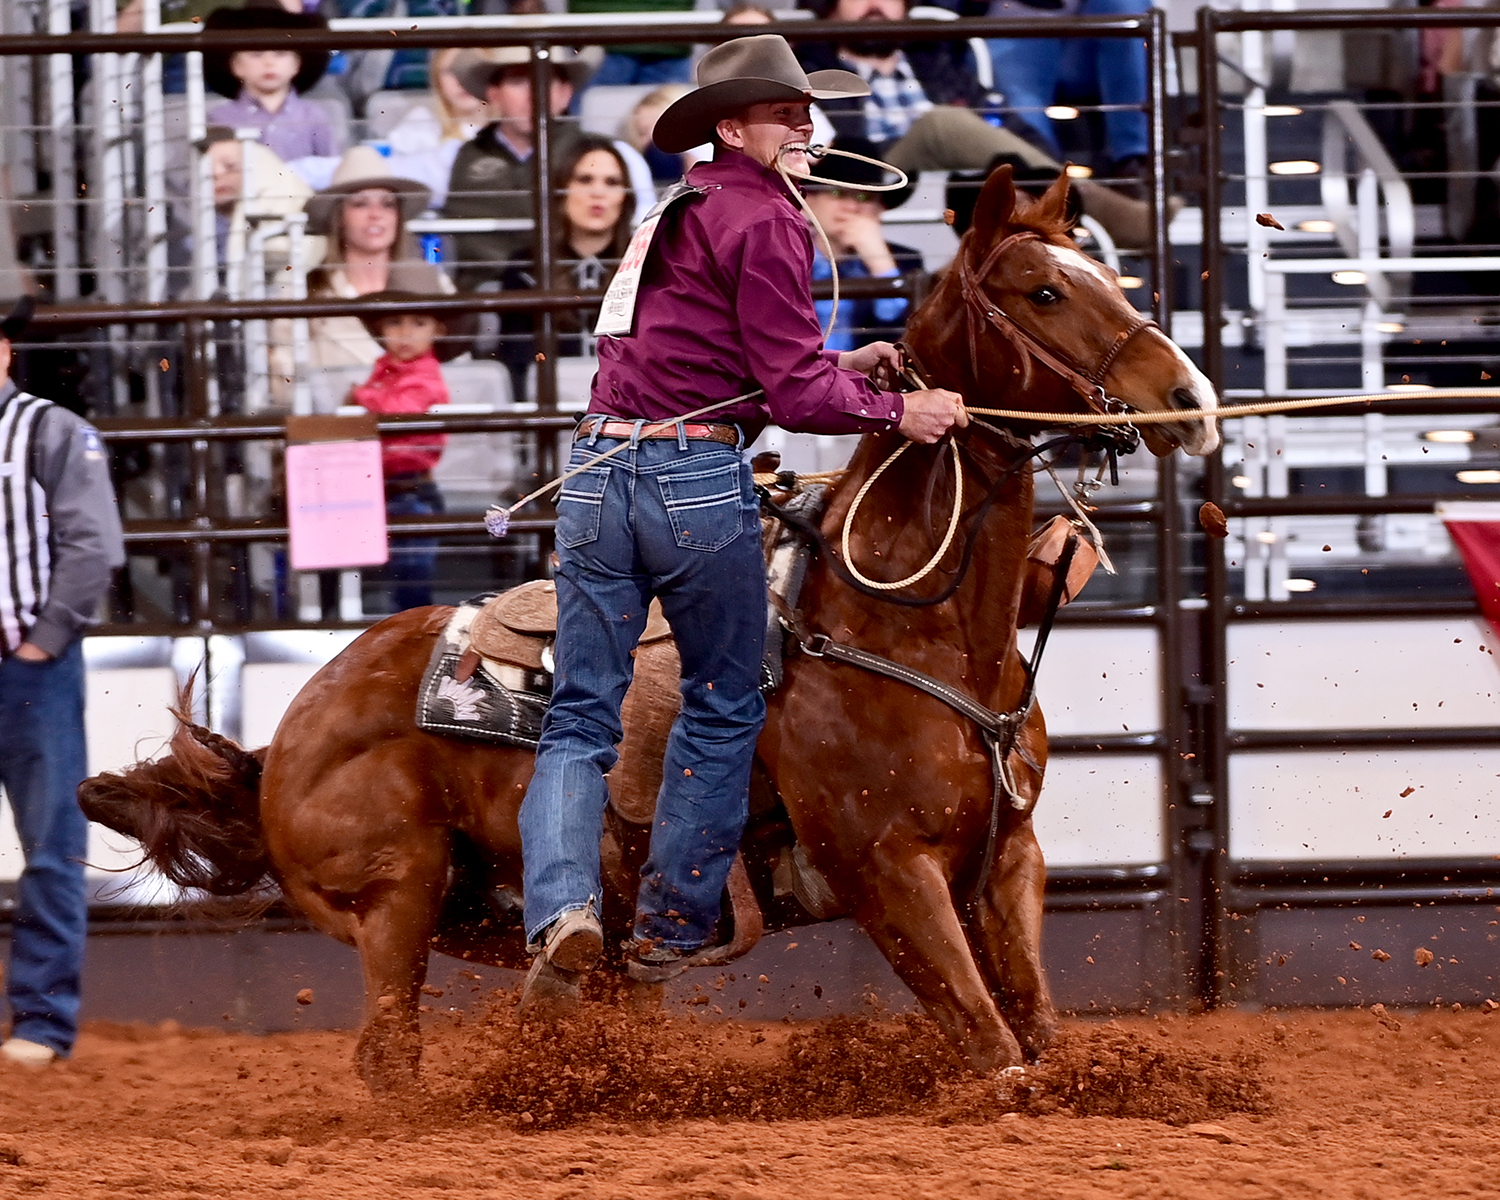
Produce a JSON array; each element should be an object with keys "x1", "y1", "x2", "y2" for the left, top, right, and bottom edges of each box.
[{"x1": 955, "y1": 230, "x2": 1157, "y2": 419}]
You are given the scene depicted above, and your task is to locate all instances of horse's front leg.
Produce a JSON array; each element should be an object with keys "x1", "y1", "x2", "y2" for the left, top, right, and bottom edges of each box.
[
  {"x1": 854, "y1": 845, "x2": 1025, "y2": 1074},
  {"x1": 967, "y1": 814, "x2": 1058, "y2": 1061}
]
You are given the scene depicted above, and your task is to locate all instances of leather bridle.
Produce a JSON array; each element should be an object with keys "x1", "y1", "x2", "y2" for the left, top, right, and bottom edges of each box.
[{"x1": 955, "y1": 230, "x2": 1157, "y2": 417}]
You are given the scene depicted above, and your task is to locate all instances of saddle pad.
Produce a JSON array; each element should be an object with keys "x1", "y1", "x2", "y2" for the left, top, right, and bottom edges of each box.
[{"x1": 416, "y1": 605, "x2": 550, "y2": 748}]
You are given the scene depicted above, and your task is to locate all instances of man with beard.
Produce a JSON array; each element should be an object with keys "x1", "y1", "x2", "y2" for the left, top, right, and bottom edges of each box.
[{"x1": 795, "y1": 0, "x2": 1161, "y2": 246}]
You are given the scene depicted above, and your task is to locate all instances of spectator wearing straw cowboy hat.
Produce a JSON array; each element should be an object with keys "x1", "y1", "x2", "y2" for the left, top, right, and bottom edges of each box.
[
  {"x1": 440, "y1": 46, "x2": 594, "y2": 289},
  {"x1": 204, "y1": 0, "x2": 341, "y2": 166},
  {"x1": 515, "y1": 33, "x2": 967, "y2": 1012},
  {"x1": 439, "y1": 45, "x2": 655, "y2": 289},
  {"x1": 0, "y1": 295, "x2": 125, "y2": 1068},
  {"x1": 305, "y1": 145, "x2": 454, "y2": 369}
]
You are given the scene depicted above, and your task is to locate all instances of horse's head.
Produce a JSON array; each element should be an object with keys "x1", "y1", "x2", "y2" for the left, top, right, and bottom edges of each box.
[{"x1": 906, "y1": 166, "x2": 1219, "y2": 457}]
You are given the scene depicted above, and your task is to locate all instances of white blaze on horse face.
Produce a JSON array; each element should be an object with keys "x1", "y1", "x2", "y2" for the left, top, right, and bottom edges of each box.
[
  {"x1": 1041, "y1": 245, "x2": 1220, "y2": 456},
  {"x1": 1167, "y1": 342, "x2": 1220, "y2": 456}
]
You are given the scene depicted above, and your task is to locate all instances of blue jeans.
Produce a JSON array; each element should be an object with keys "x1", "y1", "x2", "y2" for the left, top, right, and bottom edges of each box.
[
  {"x1": 987, "y1": 0, "x2": 1151, "y2": 163},
  {"x1": 0, "y1": 640, "x2": 89, "y2": 1056},
  {"x1": 586, "y1": 51, "x2": 694, "y2": 90},
  {"x1": 519, "y1": 424, "x2": 767, "y2": 951},
  {"x1": 385, "y1": 478, "x2": 444, "y2": 611}
]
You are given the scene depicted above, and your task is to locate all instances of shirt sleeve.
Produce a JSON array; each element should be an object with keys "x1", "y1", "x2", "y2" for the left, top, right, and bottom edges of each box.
[
  {"x1": 734, "y1": 216, "x2": 905, "y2": 436},
  {"x1": 29, "y1": 411, "x2": 126, "y2": 656}
]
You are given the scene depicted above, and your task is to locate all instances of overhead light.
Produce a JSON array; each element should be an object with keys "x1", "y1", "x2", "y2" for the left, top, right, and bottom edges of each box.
[
  {"x1": 1389, "y1": 382, "x2": 1432, "y2": 391},
  {"x1": 1254, "y1": 530, "x2": 1279, "y2": 544},
  {"x1": 1332, "y1": 270, "x2": 1367, "y2": 285},
  {"x1": 1269, "y1": 160, "x2": 1320, "y2": 175},
  {"x1": 1262, "y1": 105, "x2": 1303, "y2": 117},
  {"x1": 1297, "y1": 219, "x2": 1336, "y2": 233},
  {"x1": 1457, "y1": 469, "x2": 1500, "y2": 484},
  {"x1": 1045, "y1": 105, "x2": 1080, "y2": 120},
  {"x1": 1284, "y1": 578, "x2": 1318, "y2": 592},
  {"x1": 1065, "y1": 164, "x2": 1093, "y2": 179},
  {"x1": 1423, "y1": 429, "x2": 1476, "y2": 443},
  {"x1": 1232, "y1": 474, "x2": 1253, "y2": 488},
  {"x1": 1376, "y1": 321, "x2": 1405, "y2": 334},
  {"x1": 1116, "y1": 275, "x2": 1144, "y2": 289}
]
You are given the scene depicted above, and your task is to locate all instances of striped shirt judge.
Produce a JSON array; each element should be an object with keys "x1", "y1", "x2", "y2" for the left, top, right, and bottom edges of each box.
[{"x1": 0, "y1": 381, "x2": 124, "y2": 657}]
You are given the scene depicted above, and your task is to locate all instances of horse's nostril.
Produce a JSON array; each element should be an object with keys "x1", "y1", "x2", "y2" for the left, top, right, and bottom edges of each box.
[{"x1": 1173, "y1": 387, "x2": 1201, "y2": 411}]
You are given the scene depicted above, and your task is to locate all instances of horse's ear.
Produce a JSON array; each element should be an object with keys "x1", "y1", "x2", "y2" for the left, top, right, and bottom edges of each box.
[
  {"x1": 1037, "y1": 168, "x2": 1073, "y2": 223},
  {"x1": 971, "y1": 163, "x2": 1018, "y2": 246}
]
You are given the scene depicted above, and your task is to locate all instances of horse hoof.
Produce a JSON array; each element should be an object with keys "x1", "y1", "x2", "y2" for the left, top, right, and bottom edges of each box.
[{"x1": 518, "y1": 955, "x2": 584, "y2": 1020}]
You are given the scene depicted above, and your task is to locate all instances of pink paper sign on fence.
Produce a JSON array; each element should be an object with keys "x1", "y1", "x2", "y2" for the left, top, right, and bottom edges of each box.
[{"x1": 285, "y1": 438, "x2": 388, "y2": 571}]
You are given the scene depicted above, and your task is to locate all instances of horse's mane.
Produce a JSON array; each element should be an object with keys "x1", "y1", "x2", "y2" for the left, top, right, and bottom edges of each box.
[{"x1": 1008, "y1": 185, "x2": 1077, "y2": 242}]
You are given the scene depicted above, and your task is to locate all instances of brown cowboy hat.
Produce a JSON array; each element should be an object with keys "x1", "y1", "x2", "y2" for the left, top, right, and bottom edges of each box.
[
  {"x1": 305, "y1": 145, "x2": 432, "y2": 235},
  {"x1": 354, "y1": 290, "x2": 477, "y2": 363},
  {"x1": 452, "y1": 45, "x2": 600, "y2": 102},
  {"x1": 652, "y1": 34, "x2": 868, "y2": 155},
  {"x1": 202, "y1": 0, "x2": 331, "y2": 101}
]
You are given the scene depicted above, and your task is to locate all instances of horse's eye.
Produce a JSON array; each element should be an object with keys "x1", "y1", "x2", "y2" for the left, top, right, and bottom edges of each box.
[{"x1": 1028, "y1": 286, "x2": 1063, "y2": 306}]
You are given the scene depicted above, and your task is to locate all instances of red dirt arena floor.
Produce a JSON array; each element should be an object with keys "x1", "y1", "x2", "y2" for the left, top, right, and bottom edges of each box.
[{"x1": 2, "y1": 997, "x2": 1499, "y2": 1199}]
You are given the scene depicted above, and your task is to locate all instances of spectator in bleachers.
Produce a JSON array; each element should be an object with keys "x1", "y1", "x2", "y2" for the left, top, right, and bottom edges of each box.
[
  {"x1": 382, "y1": 48, "x2": 495, "y2": 209},
  {"x1": 351, "y1": 290, "x2": 472, "y2": 609},
  {"x1": 804, "y1": 137, "x2": 923, "y2": 351},
  {"x1": 622, "y1": 84, "x2": 702, "y2": 183},
  {"x1": 794, "y1": 0, "x2": 1161, "y2": 245},
  {"x1": 204, "y1": 1, "x2": 340, "y2": 164},
  {"x1": 568, "y1": 0, "x2": 695, "y2": 91},
  {"x1": 305, "y1": 146, "x2": 453, "y2": 368},
  {"x1": 496, "y1": 135, "x2": 635, "y2": 398},
  {"x1": 979, "y1": 0, "x2": 1152, "y2": 182},
  {"x1": 440, "y1": 47, "x2": 596, "y2": 289},
  {"x1": 200, "y1": 127, "x2": 323, "y2": 275}
]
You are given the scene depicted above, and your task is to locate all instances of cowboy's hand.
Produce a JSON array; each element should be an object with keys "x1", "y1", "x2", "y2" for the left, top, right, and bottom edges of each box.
[
  {"x1": 839, "y1": 341, "x2": 903, "y2": 388},
  {"x1": 898, "y1": 388, "x2": 968, "y2": 444}
]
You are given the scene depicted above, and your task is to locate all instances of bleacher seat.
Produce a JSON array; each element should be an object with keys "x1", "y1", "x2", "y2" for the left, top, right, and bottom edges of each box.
[{"x1": 578, "y1": 85, "x2": 655, "y2": 140}]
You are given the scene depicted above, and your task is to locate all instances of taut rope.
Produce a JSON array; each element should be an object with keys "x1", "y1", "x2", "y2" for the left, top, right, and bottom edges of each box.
[{"x1": 966, "y1": 386, "x2": 1500, "y2": 426}]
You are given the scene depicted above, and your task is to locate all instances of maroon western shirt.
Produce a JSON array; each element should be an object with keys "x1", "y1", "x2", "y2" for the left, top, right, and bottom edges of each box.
[{"x1": 592, "y1": 151, "x2": 905, "y2": 441}]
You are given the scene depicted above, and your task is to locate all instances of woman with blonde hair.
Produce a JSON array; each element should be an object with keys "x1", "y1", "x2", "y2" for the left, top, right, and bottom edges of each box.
[{"x1": 381, "y1": 48, "x2": 494, "y2": 208}]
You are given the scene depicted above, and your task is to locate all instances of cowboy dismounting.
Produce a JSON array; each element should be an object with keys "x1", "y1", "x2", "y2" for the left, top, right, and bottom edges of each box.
[{"x1": 515, "y1": 33, "x2": 968, "y2": 1009}]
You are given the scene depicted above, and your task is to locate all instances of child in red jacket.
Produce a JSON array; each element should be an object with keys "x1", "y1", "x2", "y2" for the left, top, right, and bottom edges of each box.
[{"x1": 353, "y1": 293, "x2": 467, "y2": 611}]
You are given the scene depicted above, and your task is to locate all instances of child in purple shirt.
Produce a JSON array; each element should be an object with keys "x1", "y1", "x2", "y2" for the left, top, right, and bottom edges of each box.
[{"x1": 204, "y1": 1, "x2": 338, "y2": 163}]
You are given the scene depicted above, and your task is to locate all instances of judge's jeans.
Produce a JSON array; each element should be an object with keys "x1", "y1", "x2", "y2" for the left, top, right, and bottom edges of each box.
[
  {"x1": 519, "y1": 423, "x2": 767, "y2": 952},
  {"x1": 0, "y1": 640, "x2": 89, "y2": 1056}
]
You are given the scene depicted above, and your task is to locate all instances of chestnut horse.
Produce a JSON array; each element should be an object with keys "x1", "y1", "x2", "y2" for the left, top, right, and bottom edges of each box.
[{"x1": 80, "y1": 168, "x2": 1218, "y2": 1092}]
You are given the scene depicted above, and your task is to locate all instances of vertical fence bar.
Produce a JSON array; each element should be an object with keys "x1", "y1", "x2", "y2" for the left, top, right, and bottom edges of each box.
[
  {"x1": 531, "y1": 39, "x2": 560, "y2": 569},
  {"x1": 1148, "y1": 6, "x2": 1171, "y2": 327},
  {"x1": 1196, "y1": 4, "x2": 1236, "y2": 1006},
  {"x1": 47, "y1": 0, "x2": 78, "y2": 300}
]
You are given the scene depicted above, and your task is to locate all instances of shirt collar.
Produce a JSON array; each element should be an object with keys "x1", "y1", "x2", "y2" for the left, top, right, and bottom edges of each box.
[
  {"x1": 0, "y1": 380, "x2": 14, "y2": 408},
  {"x1": 235, "y1": 90, "x2": 304, "y2": 117},
  {"x1": 691, "y1": 151, "x2": 800, "y2": 205}
]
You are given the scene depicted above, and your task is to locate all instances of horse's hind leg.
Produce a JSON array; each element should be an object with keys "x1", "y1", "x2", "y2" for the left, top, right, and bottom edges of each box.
[
  {"x1": 856, "y1": 849, "x2": 1025, "y2": 1074},
  {"x1": 967, "y1": 818, "x2": 1058, "y2": 1061}
]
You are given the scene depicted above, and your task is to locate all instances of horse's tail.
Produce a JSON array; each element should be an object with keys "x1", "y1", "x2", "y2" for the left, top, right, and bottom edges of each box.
[{"x1": 78, "y1": 687, "x2": 273, "y2": 896}]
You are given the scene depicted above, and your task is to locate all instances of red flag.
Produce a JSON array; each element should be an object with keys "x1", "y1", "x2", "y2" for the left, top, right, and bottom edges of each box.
[{"x1": 1443, "y1": 517, "x2": 1500, "y2": 640}]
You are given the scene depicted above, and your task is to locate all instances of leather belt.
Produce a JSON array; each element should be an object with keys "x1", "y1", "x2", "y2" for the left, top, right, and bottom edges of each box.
[{"x1": 575, "y1": 418, "x2": 740, "y2": 447}]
